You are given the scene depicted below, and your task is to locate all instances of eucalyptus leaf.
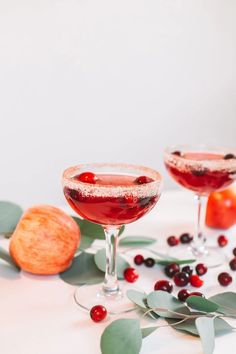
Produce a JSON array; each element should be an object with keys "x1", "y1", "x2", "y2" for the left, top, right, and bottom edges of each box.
[
  {"x1": 186, "y1": 296, "x2": 219, "y2": 313},
  {"x1": 94, "y1": 248, "x2": 131, "y2": 279},
  {"x1": 149, "y1": 250, "x2": 178, "y2": 260},
  {"x1": 141, "y1": 326, "x2": 158, "y2": 338},
  {"x1": 119, "y1": 236, "x2": 156, "y2": 247},
  {"x1": 166, "y1": 318, "x2": 199, "y2": 336},
  {"x1": 209, "y1": 292, "x2": 236, "y2": 316},
  {"x1": 214, "y1": 317, "x2": 235, "y2": 335},
  {"x1": 195, "y1": 317, "x2": 215, "y2": 354},
  {"x1": 59, "y1": 252, "x2": 104, "y2": 285},
  {"x1": 101, "y1": 319, "x2": 142, "y2": 354},
  {"x1": 156, "y1": 258, "x2": 196, "y2": 266},
  {"x1": 0, "y1": 247, "x2": 20, "y2": 271},
  {"x1": 147, "y1": 291, "x2": 190, "y2": 318},
  {"x1": 0, "y1": 201, "x2": 23, "y2": 235},
  {"x1": 126, "y1": 290, "x2": 147, "y2": 309}
]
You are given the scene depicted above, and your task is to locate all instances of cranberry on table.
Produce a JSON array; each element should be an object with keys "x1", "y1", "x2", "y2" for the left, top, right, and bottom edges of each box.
[
  {"x1": 229, "y1": 258, "x2": 236, "y2": 271},
  {"x1": 90, "y1": 305, "x2": 107, "y2": 322},
  {"x1": 75, "y1": 172, "x2": 98, "y2": 184},
  {"x1": 182, "y1": 265, "x2": 193, "y2": 276},
  {"x1": 164, "y1": 263, "x2": 180, "y2": 278},
  {"x1": 178, "y1": 289, "x2": 190, "y2": 302},
  {"x1": 134, "y1": 254, "x2": 144, "y2": 266},
  {"x1": 195, "y1": 263, "x2": 208, "y2": 276},
  {"x1": 190, "y1": 274, "x2": 204, "y2": 288},
  {"x1": 189, "y1": 292, "x2": 204, "y2": 298},
  {"x1": 144, "y1": 257, "x2": 155, "y2": 268},
  {"x1": 173, "y1": 272, "x2": 190, "y2": 287},
  {"x1": 167, "y1": 236, "x2": 179, "y2": 246},
  {"x1": 218, "y1": 235, "x2": 228, "y2": 247},
  {"x1": 233, "y1": 248, "x2": 236, "y2": 257},
  {"x1": 154, "y1": 280, "x2": 173, "y2": 293},
  {"x1": 135, "y1": 176, "x2": 152, "y2": 184},
  {"x1": 218, "y1": 272, "x2": 232, "y2": 286},
  {"x1": 124, "y1": 268, "x2": 139, "y2": 283},
  {"x1": 180, "y1": 233, "x2": 193, "y2": 244}
]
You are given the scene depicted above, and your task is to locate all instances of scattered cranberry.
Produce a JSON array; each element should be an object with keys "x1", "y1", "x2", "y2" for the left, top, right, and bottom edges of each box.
[
  {"x1": 172, "y1": 150, "x2": 182, "y2": 157},
  {"x1": 182, "y1": 265, "x2": 193, "y2": 276},
  {"x1": 195, "y1": 263, "x2": 208, "y2": 276},
  {"x1": 124, "y1": 268, "x2": 139, "y2": 283},
  {"x1": 75, "y1": 172, "x2": 98, "y2": 184},
  {"x1": 190, "y1": 274, "x2": 204, "y2": 288},
  {"x1": 90, "y1": 305, "x2": 107, "y2": 322},
  {"x1": 178, "y1": 289, "x2": 190, "y2": 302},
  {"x1": 154, "y1": 280, "x2": 173, "y2": 293},
  {"x1": 218, "y1": 272, "x2": 232, "y2": 286},
  {"x1": 229, "y1": 258, "x2": 236, "y2": 271},
  {"x1": 173, "y1": 272, "x2": 190, "y2": 287},
  {"x1": 224, "y1": 153, "x2": 235, "y2": 160},
  {"x1": 233, "y1": 248, "x2": 236, "y2": 257},
  {"x1": 218, "y1": 235, "x2": 228, "y2": 247},
  {"x1": 189, "y1": 292, "x2": 204, "y2": 298},
  {"x1": 180, "y1": 233, "x2": 193, "y2": 244},
  {"x1": 167, "y1": 236, "x2": 179, "y2": 247},
  {"x1": 135, "y1": 176, "x2": 152, "y2": 184},
  {"x1": 144, "y1": 257, "x2": 155, "y2": 268},
  {"x1": 164, "y1": 263, "x2": 180, "y2": 278},
  {"x1": 134, "y1": 254, "x2": 144, "y2": 266}
]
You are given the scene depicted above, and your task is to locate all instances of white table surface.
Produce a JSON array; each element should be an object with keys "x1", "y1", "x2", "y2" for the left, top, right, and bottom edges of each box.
[{"x1": 0, "y1": 190, "x2": 236, "y2": 354}]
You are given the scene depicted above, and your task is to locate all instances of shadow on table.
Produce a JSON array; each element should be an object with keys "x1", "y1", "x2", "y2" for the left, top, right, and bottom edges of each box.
[{"x1": 0, "y1": 262, "x2": 21, "y2": 279}]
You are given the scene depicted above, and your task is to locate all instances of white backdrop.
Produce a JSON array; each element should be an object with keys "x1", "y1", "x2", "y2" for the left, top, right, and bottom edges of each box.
[{"x1": 0, "y1": 0, "x2": 235, "y2": 207}]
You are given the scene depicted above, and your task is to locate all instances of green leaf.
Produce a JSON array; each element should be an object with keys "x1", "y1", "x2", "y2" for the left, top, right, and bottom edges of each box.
[
  {"x1": 149, "y1": 249, "x2": 178, "y2": 260},
  {"x1": 195, "y1": 317, "x2": 215, "y2": 354},
  {"x1": 156, "y1": 259, "x2": 196, "y2": 266},
  {"x1": 146, "y1": 291, "x2": 190, "y2": 318},
  {"x1": 166, "y1": 318, "x2": 199, "y2": 336},
  {"x1": 0, "y1": 247, "x2": 20, "y2": 271},
  {"x1": 119, "y1": 236, "x2": 156, "y2": 247},
  {"x1": 214, "y1": 317, "x2": 235, "y2": 335},
  {"x1": 0, "y1": 201, "x2": 23, "y2": 235},
  {"x1": 126, "y1": 290, "x2": 147, "y2": 309},
  {"x1": 186, "y1": 296, "x2": 219, "y2": 313},
  {"x1": 209, "y1": 292, "x2": 236, "y2": 316},
  {"x1": 141, "y1": 326, "x2": 158, "y2": 338},
  {"x1": 101, "y1": 319, "x2": 142, "y2": 354},
  {"x1": 94, "y1": 248, "x2": 131, "y2": 279},
  {"x1": 59, "y1": 252, "x2": 104, "y2": 285}
]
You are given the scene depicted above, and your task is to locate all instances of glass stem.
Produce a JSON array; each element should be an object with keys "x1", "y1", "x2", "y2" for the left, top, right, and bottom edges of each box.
[
  {"x1": 103, "y1": 225, "x2": 121, "y2": 295},
  {"x1": 191, "y1": 194, "x2": 207, "y2": 257}
]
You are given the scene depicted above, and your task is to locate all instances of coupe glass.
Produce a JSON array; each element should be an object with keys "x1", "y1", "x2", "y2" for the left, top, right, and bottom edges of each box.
[
  {"x1": 62, "y1": 163, "x2": 162, "y2": 312},
  {"x1": 164, "y1": 145, "x2": 236, "y2": 267}
]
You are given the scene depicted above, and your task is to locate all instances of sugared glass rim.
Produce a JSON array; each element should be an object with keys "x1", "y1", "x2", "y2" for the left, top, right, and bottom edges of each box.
[{"x1": 62, "y1": 163, "x2": 162, "y2": 197}]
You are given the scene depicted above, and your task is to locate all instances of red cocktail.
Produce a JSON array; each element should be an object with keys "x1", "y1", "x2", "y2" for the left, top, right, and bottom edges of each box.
[
  {"x1": 164, "y1": 146, "x2": 236, "y2": 266},
  {"x1": 63, "y1": 163, "x2": 162, "y2": 312}
]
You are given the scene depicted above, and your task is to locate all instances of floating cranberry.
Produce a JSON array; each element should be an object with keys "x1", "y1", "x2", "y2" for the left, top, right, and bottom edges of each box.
[
  {"x1": 190, "y1": 274, "x2": 204, "y2": 288},
  {"x1": 75, "y1": 172, "x2": 98, "y2": 184},
  {"x1": 229, "y1": 258, "x2": 236, "y2": 271},
  {"x1": 90, "y1": 305, "x2": 107, "y2": 322},
  {"x1": 167, "y1": 236, "x2": 179, "y2": 246},
  {"x1": 189, "y1": 292, "x2": 204, "y2": 298},
  {"x1": 180, "y1": 233, "x2": 193, "y2": 244},
  {"x1": 218, "y1": 235, "x2": 228, "y2": 247},
  {"x1": 173, "y1": 272, "x2": 190, "y2": 287},
  {"x1": 224, "y1": 153, "x2": 235, "y2": 160},
  {"x1": 134, "y1": 254, "x2": 144, "y2": 266},
  {"x1": 164, "y1": 263, "x2": 180, "y2": 278},
  {"x1": 191, "y1": 169, "x2": 206, "y2": 176},
  {"x1": 182, "y1": 265, "x2": 193, "y2": 276},
  {"x1": 172, "y1": 150, "x2": 182, "y2": 157},
  {"x1": 233, "y1": 248, "x2": 236, "y2": 257},
  {"x1": 195, "y1": 263, "x2": 208, "y2": 276},
  {"x1": 144, "y1": 257, "x2": 155, "y2": 268},
  {"x1": 178, "y1": 289, "x2": 190, "y2": 302},
  {"x1": 218, "y1": 272, "x2": 232, "y2": 286},
  {"x1": 124, "y1": 268, "x2": 139, "y2": 283},
  {"x1": 154, "y1": 280, "x2": 173, "y2": 293},
  {"x1": 135, "y1": 176, "x2": 152, "y2": 184}
]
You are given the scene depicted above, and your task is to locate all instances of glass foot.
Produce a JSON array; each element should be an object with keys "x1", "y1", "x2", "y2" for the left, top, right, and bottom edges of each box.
[
  {"x1": 74, "y1": 282, "x2": 138, "y2": 314},
  {"x1": 167, "y1": 246, "x2": 225, "y2": 268}
]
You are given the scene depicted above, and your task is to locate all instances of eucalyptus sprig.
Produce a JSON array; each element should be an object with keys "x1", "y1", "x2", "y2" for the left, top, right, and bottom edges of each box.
[{"x1": 101, "y1": 290, "x2": 236, "y2": 354}]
